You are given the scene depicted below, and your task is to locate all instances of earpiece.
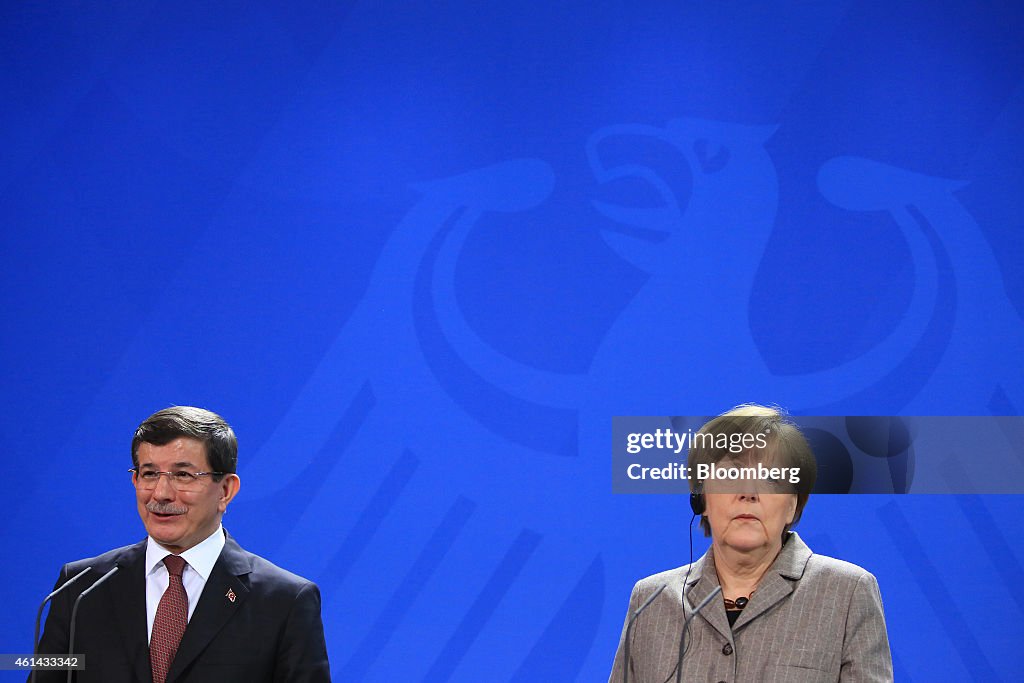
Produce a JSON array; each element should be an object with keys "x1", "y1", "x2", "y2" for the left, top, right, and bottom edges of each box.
[{"x1": 689, "y1": 483, "x2": 705, "y2": 516}]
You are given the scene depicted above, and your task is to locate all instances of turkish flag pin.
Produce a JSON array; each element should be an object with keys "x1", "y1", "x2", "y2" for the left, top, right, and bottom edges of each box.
[{"x1": 225, "y1": 588, "x2": 236, "y2": 603}]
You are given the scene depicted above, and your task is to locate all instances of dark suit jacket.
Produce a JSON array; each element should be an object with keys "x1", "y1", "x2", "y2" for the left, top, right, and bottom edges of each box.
[
  {"x1": 609, "y1": 532, "x2": 893, "y2": 682},
  {"x1": 33, "y1": 532, "x2": 331, "y2": 683}
]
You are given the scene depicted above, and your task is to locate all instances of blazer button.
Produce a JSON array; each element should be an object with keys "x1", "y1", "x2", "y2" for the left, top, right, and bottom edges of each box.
[{"x1": 722, "y1": 643, "x2": 733, "y2": 655}]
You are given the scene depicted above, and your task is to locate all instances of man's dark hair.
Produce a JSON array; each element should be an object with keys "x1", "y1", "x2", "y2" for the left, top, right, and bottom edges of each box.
[{"x1": 132, "y1": 406, "x2": 237, "y2": 478}]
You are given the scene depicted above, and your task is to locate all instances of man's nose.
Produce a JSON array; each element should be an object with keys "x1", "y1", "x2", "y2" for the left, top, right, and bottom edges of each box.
[{"x1": 152, "y1": 473, "x2": 176, "y2": 499}]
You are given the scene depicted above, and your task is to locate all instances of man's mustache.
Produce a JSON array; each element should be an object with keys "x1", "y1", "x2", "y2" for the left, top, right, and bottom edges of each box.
[{"x1": 147, "y1": 502, "x2": 187, "y2": 515}]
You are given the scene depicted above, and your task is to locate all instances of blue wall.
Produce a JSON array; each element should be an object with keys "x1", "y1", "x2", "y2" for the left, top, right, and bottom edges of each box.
[{"x1": 2, "y1": 2, "x2": 1022, "y2": 680}]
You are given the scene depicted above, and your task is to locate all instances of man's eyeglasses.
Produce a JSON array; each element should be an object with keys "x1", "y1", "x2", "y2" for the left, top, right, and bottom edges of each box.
[{"x1": 130, "y1": 468, "x2": 225, "y2": 491}]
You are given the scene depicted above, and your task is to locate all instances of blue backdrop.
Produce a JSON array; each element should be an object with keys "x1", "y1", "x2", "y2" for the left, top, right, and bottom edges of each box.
[{"x1": 2, "y1": 1, "x2": 1023, "y2": 681}]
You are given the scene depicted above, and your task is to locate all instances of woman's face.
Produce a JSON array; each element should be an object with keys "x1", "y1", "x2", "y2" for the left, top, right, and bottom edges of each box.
[{"x1": 704, "y1": 485, "x2": 798, "y2": 554}]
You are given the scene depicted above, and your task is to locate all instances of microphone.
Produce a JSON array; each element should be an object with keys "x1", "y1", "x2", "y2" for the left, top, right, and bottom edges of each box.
[
  {"x1": 30, "y1": 567, "x2": 93, "y2": 683},
  {"x1": 674, "y1": 585, "x2": 722, "y2": 683},
  {"x1": 622, "y1": 583, "x2": 667, "y2": 683},
  {"x1": 67, "y1": 566, "x2": 119, "y2": 683}
]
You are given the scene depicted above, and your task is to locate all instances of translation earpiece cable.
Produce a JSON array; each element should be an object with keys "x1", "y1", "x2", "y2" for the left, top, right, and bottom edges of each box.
[{"x1": 659, "y1": 511, "x2": 697, "y2": 683}]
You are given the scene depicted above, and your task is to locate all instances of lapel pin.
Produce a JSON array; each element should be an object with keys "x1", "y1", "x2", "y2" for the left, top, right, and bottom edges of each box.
[{"x1": 225, "y1": 588, "x2": 236, "y2": 603}]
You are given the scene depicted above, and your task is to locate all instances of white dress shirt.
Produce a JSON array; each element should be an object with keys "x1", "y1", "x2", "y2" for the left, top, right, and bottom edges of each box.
[{"x1": 144, "y1": 525, "x2": 226, "y2": 642}]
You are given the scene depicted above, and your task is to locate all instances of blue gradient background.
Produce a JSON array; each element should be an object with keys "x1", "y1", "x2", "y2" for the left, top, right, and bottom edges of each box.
[{"x1": 2, "y1": 1, "x2": 1023, "y2": 681}]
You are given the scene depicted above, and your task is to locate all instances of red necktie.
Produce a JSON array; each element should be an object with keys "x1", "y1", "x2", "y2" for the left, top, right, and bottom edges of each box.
[{"x1": 150, "y1": 555, "x2": 188, "y2": 683}]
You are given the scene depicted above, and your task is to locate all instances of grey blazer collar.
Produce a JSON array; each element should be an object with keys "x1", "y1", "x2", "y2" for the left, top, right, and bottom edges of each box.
[{"x1": 683, "y1": 532, "x2": 814, "y2": 639}]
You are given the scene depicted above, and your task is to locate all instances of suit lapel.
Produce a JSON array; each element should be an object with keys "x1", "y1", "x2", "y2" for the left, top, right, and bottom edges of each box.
[
  {"x1": 732, "y1": 532, "x2": 812, "y2": 633},
  {"x1": 109, "y1": 540, "x2": 153, "y2": 683},
  {"x1": 684, "y1": 553, "x2": 732, "y2": 643},
  {"x1": 729, "y1": 566, "x2": 794, "y2": 632},
  {"x1": 166, "y1": 534, "x2": 251, "y2": 683}
]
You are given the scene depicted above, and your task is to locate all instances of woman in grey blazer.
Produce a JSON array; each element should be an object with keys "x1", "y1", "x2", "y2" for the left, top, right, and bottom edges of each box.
[{"x1": 610, "y1": 406, "x2": 893, "y2": 683}]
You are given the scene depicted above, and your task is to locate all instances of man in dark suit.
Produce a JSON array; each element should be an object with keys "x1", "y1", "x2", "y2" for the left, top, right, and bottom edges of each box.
[{"x1": 33, "y1": 406, "x2": 331, "y2": 682}]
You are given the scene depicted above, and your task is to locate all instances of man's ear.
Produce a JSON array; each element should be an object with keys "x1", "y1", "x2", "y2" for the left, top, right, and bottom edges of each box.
[{"x1": 218, "y1": 474, "x2": 241, "y2": 512}]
